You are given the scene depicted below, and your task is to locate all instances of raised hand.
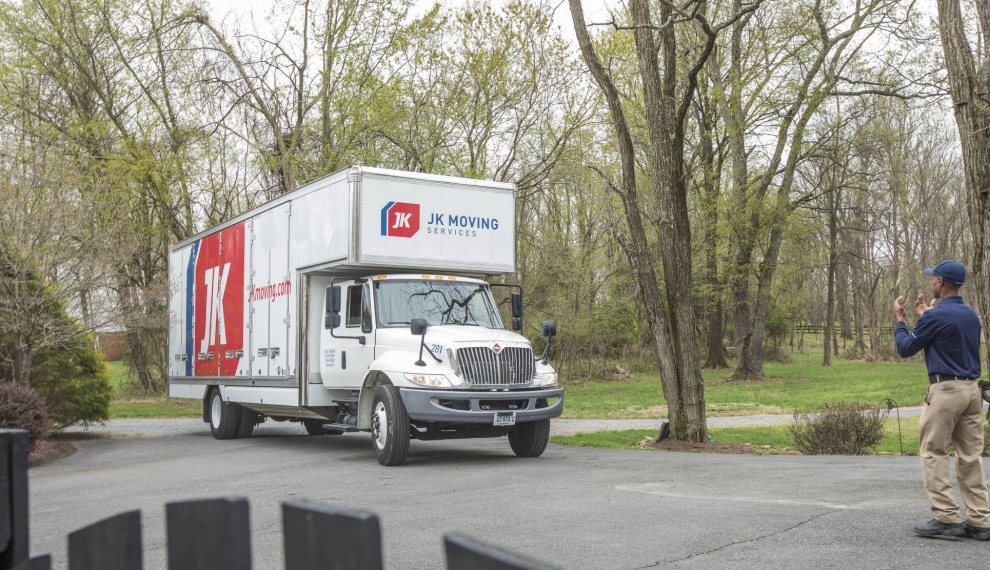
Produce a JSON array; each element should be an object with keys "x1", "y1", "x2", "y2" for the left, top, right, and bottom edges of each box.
[
  {"x1": 914, "y1": 294, "x2": 937, "y2": 317},
  {"x1": 894, "y1": 296, "x2": 907, "y2": 322}
]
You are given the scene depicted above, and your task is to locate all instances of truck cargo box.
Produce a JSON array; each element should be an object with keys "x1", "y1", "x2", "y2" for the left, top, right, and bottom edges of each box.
[{"x1": 167, "y1": 166, "x2": 516, "y2": 384}]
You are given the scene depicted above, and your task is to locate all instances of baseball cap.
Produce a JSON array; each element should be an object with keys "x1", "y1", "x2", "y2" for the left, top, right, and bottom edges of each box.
[{"x1": 923, "y1": 259, "x2": 966, "y2": 285}]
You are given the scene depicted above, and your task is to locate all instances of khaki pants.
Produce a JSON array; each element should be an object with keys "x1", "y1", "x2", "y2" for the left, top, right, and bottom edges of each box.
[{"x1": 919, "y1": 380, "x2": 990, "y2": 526}]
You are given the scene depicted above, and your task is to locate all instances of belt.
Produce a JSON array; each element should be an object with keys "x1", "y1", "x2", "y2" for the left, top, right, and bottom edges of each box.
[{"x1": 929, "y1": 374, "x2": 975, "y2": 384}]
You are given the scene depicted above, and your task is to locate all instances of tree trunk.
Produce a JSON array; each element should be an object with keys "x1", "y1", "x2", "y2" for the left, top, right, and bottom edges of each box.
[
  {"x1": 838, "y1": 257, "x2": 852, "y2": 340},
  {"x1": 851, "y1": 252, "x2": 866, "y2": 357},
  {"x1": 824, "y1": 183, "x2": 839, "y2": 366},
  {"x1": 937, "y1": 0, "x2": 990, "y2": 372},
  {"x1": 12, "y1": 334, "x2": 33, "y2": 387},
  {"x1": 568, "y1": 0, "x2": 694, "y2": 440},
  {"x1": 698, "y1": 72, "x2": 727, "y2": 370},
  {"x1": 628, "y1": 0, "x2": 708, "y2": 442}
]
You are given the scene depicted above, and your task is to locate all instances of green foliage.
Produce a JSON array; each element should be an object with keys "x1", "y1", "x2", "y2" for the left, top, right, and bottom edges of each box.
[
  {"x1": 31, "y1": 338, "x2": 112, "y2": 430},
  {"x1": 762, "y1": 310, "x2": 793, "y2": 363},
  {"x1": 789, "y1": 402, "x2": 887, "y2": 455},
  {"x1": 0, "y1": 383, "x2": 50, "y2": 451}
]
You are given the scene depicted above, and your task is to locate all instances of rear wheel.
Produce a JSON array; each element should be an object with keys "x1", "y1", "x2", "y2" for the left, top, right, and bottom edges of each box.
[
  {"x1": 234, "y1": 407, "x2": 257, "y2": 438},
  {"x1": 371, "y1": 385, "x2": 410, "y2": 466},
  {"x1": 209, "y1": 388, "x2": 240, "y2": 440},
  {"x1": 508, "y1": 419, "x2": 550, "y2": 457}
]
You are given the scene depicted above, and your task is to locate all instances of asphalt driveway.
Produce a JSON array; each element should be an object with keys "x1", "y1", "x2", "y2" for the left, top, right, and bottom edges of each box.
[{"x1": 31, "y1": 424, "x2": 989, "y2": 569}]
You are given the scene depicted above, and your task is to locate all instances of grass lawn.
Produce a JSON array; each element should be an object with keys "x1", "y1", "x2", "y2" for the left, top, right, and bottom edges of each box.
[
  {"x1": 106, "y1": 361, "x2": 202, "y2": 419},
  {"x1": 561, "y1": 352, "x2": 930, "y2": 419},
  {"x1": 110, "y1": 399, "x2": 201, "y2": 419},
  {"x1": 550, "y1": 416, "x2": 923, "y2": 455}
]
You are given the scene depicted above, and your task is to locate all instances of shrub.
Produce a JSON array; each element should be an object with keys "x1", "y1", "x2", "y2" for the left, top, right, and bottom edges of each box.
[
  {"x1": 31, "y1": 339, "x2": 112, "y2": 430},
  {"x1": 761, "y1": 312, "x2": 792, "y2": 363},
  {"x1": 0, "y1": 383, "x2": 51, "y2": 451},
  {"x1": 789, "y1": 401, "x2": 887, "y2": 455},
  {"x1": 984, "y1": 420, "x2": 989, "y2": 457}
]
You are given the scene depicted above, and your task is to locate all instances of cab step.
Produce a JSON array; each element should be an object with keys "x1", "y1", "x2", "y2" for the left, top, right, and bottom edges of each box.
[{"x1": 332, "y1": 394, "x2": 359, "y2": 429}]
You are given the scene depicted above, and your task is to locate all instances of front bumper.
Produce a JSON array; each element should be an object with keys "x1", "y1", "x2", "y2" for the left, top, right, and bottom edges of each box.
[{"x1": 398, "y1": 387, "x2": 564, "y2": 424}]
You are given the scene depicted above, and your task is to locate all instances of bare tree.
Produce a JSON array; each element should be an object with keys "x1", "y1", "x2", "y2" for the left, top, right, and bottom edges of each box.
[{"x1": 0, "y1": 140, "x2": 122, "y2": 386}]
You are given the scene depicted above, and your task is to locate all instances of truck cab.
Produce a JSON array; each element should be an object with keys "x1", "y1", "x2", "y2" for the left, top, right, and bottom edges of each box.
[{"x1": 320, "y1": 274, "x2": 562, "y2": 465}]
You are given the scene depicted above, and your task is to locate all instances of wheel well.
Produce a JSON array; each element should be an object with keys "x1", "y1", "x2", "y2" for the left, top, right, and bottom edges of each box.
[
  {"x1": 203, "y1": 385, "x2": 219, "y2": 423},
  {"x1": 358, "y1": 372, "x2": 391, "y2": 430}
]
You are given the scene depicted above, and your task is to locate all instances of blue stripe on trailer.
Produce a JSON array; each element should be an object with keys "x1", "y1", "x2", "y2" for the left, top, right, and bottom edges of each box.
[
  {"x1": 380, "y1": 201, "x2": 395, "y2": 236},
  {"x1": 184, "y1": 240, "x2": 200, "y2": 376}
]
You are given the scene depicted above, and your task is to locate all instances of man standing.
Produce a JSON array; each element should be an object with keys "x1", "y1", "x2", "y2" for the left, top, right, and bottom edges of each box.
[{"x1": 894, "y1": 259, "x2": 990, "y2": 539}]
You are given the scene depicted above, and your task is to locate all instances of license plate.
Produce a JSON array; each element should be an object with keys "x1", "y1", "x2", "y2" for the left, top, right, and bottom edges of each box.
[{"x1": 494, "y1": 411, "x2": 516, "y2": 426}]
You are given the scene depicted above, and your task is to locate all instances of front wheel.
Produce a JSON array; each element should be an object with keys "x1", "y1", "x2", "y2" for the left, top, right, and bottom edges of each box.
[
  {"x1": 508, "y1": 419, "x2": 550, "y2": 457},
  {"x1": 371, "y1": 385, "x2": 410, "y2": 466}
]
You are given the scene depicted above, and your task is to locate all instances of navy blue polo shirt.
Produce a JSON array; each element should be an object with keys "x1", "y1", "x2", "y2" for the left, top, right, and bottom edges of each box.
[{"x1": 894, "y1": 296, "x2": 982, "y2": 379}]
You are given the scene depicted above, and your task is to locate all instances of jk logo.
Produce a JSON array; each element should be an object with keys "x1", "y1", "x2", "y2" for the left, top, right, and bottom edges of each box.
[
  {"x1": 200, "y1": 263, "x2": 230, "y2": 352},
  {"x1": 380, "y1": 201, "x2": 420, "y2": 238}
]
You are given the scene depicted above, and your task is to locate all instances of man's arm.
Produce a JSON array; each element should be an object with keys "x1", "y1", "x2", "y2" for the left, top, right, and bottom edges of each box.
[{"x1": 895, "y1": 312, "x2": 938, "y2": 358}]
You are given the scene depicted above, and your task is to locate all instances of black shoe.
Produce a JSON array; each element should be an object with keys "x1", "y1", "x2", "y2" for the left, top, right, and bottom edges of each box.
[
  {"x1": 964, "y1": 524, "x2": 990, "y2": 541},
  {"x1": 914, "y1": 519, "x2": 965, "y2": 538}
]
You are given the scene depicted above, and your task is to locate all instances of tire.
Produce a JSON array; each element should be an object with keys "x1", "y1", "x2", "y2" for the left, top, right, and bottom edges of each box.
[
  {"x1": 304, "y1": 419, "x2": 344, "y2": 436},
  {"x1": 234, "y1": 408, "x2": 257, "y2": 438},
  {"x1": 508, "y1": 419, "x2": 550, "y2": 457},
  {"x1": 371, "y1": 385, "x2": 410, "y2": 466},
  {"x1": 209, "y1": 388, "x2": 240, "y2": 440}
]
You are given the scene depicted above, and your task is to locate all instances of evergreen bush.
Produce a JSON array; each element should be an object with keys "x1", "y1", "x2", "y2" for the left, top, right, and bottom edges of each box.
[{"x1": 32, "y1": 339, "x2": 112, "y2": 430}]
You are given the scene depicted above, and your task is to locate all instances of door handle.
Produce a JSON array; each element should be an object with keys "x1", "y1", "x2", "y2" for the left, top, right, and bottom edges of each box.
[{"x1": 342, "y1": 351, "x2": 347, "y2": 370}]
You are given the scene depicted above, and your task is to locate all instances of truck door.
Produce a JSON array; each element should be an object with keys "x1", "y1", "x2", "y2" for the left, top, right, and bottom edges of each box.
[
  {"x1": 320, "y1": 282, "x2": 375, "y2": 389},
  {"x1": 341, "y1": 284, "x2": 376, "y2": 387},
  {"x1": 249, "y1": 205, "x2": 291, "y2": 378}
]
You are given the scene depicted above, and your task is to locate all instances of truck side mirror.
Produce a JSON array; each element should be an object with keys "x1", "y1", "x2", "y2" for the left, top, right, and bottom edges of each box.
[
  {"x1": 325, "y1": 286, "x2": 342, "y2": 329},
  {"x1": 410, "y1": 318, "x2": 428, "y2": 336},
  {"x1": 512, "y1": 319, "x2": 522, "y2": 331},
  {"x1": 511, "y1": 292, "x2": 523, "y2": 319},
  {"x1": 540, "y1": 320, "x2": 557, "y2": 338}
]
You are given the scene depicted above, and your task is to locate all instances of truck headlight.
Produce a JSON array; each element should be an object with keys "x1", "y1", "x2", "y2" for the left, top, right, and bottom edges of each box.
[
  {"x1": 404, "y1": 373, "x2": 453, "y2": 388},
  {"x1": 533, "y1": 372, "x2": 558, "y2": 387}
]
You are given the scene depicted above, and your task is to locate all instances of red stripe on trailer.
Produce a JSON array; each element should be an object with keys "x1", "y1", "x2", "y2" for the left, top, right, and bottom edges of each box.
[{"x1": 193, "y1": 222, "x2": 246, "y2": 377}]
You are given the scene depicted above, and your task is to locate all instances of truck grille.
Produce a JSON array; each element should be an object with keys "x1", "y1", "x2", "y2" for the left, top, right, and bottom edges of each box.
[{"x1": 456, "y1": 346, "x2": 533, "y2": 386}]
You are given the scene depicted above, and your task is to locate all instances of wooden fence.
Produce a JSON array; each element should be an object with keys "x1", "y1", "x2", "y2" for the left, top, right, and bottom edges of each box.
[
  {"x1": 0, "y1": 430, "x2": 559, "y2": 570},
  {"x1": 791, "y1": 323, "x2": 897, "y2": 335}
]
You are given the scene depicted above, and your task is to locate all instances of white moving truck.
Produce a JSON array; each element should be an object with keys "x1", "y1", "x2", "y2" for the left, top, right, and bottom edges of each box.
[{"x1": 167, "y1": 166, "x2": 563, "y2": 465}]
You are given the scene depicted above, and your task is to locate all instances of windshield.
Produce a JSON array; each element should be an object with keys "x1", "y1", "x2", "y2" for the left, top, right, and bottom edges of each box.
[{"x1": 374, "y1": 280, "x2": 504, "y2": 329}]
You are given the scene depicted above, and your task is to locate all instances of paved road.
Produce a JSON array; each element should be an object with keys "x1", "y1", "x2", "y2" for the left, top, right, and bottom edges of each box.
[{"x1": 33, "y1": 422, "x2": 990, "y2": 569}]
